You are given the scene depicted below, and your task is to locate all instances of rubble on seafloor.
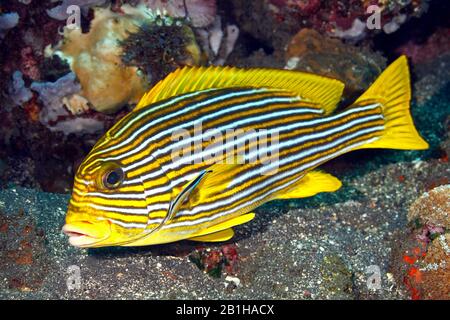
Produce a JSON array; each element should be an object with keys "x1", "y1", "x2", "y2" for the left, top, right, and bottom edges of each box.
[
  {"x1": 0, "y1": 208, "x2": 51, "y2": 293},
  {"x1": 0, "y1": 0, "x2": 449, "y2": 299}
]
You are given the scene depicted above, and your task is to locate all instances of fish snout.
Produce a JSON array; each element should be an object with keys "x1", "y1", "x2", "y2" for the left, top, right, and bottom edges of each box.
[{"x1": 62, "y1": 220, "x2": 111, "y2": 247}]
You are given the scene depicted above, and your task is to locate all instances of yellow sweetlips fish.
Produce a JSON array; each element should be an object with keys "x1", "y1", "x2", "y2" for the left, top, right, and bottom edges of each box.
[{"x1": 63, "y1": 56, "x2": 428, "y2": 248}]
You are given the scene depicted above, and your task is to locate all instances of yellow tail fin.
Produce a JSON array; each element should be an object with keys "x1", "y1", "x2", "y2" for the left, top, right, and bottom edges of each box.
[{"x1": 353, "y1": 55, "x2": 428, "y2": 150}]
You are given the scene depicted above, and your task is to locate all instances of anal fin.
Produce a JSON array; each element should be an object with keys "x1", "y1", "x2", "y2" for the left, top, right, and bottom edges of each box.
[
  {"x1": 188, "y1": 228, "x2": 234, "y2": 242},
  {"x1": 189, "y1": 212, "x2": 256, "y2": 242},
  {"x1": 277, "y1": 170, "x2": 342, "y2": 199}
]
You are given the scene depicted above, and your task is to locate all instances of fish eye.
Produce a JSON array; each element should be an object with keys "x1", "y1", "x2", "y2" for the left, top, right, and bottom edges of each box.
[{"x1": 102, "y1": 167, "x2": 124, "y2": 189}]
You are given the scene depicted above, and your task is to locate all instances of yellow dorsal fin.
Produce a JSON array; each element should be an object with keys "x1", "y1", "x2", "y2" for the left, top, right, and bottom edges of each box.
[
  {"x1": 188, "y1": 228, "x2": 235, "y2": 242},
  {"x1": 136, "y1": 66, "x2": 345, "y2": 114},
  {"x1": 277, "y1": 170, "x2": 342, "y2": 199}
]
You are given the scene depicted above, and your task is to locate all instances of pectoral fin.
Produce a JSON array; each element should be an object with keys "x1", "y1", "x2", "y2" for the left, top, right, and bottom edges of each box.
[
  {"x1": 277, "y1": 170, "x2": 342, "y2": 199},
  {"x1": 166, "y1": 158, "x2": 249, "y2": 224},
  {"x1": 188, "y1": 157, "x2": 253, "y2": 206},
  {"x1": 166, "y1": 170, "x2": 211, "y2": 222},
  {"x1": 188, "y1": 228, "x2": 235, "y2": 242}
]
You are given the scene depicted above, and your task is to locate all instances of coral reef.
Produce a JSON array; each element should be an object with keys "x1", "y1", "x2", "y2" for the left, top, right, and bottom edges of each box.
[
  {"x1": 397, "y1": 28, "x2": 450, "y2": 65},
  {"x1": 0, "y1": 12, "x2": 19, "y2": 39},
  {"x1": 143, "y1": 0, "x2": 217, "y2": 28},
  {"x1": 419, "y1": 233, "x2": 450, "y2": 299},
  {"x1": 230, "y1": 0, "x2": 431, "y2": 49},
  {"x1": 20, "y1": 46, "x2": 41, "y2": 81},
  {"x1": 30, "y1": 73, "x2": 81, "y2": 124},
  {"x1": 48, "y1": 3, "x2": 209, "y2": 113},
  {"x1": 0, "y1": 1, "x2": 65, "y2": 96},
  {"x1": 49, "y1": 6, "x2": 154, "y2": 113},
  {"x1": 46, "y1": 0, "x2": 108, "y2": 20},
  {"x1": 189, "y1": 244, "x2": 240, "y2": 278},
  {"x1": 400, "y1": 231, "x2": 449, "y2": 300},
  {"x1": 196, "y1": 16, "x2": 240, "y2": 65},
  {"x1": 0, "y1": 0, "x2": 449, "y2": 301},
  {"x1": 120, "y1": 16, "x2": 201, "y2": 84},
  {"x1": 8, "y1": 71, "x2": 33, "y2": 107},
  {"x1": 408, "y1": 185, "x2": 449, "y2": 229},
  {"x1": 396, "y1": 27, "x2": 450, "y2": 105},
  {"x1": 393, "y1": 185, "x2": 449, "y2": 300},
  {"x1": 30, "y1": 72, "x2": 104, "y2": 134},
  {"x1": 285, "y1": 28, "x2": 386, "y2": 97}
]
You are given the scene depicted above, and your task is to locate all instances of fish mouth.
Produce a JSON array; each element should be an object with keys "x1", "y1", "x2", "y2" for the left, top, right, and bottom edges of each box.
[{"x1": 62, "y1": 220, "x2": 111, "y2": 248}]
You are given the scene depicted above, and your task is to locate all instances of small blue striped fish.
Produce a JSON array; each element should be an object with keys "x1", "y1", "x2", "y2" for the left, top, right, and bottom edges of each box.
[{"x1": 63, "y1": 56, "x2": 428, "y2": 247}]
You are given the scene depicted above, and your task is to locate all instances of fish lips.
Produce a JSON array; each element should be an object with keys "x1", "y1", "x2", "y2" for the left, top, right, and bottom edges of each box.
[{"x1": 62, "y1": 220, "x2": 111, "y2": 248}]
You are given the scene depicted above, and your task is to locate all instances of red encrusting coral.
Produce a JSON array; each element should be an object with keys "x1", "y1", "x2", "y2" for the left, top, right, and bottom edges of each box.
[
  {"x1": 22, "y1": 94, "x2": 41, "y2": 123},
  {"x1": 20, "y1": 47, "x2": 40, "y2": 81},
  {"x1": 397, "y1": 28, "x2": 450, "y2": 65},
  {"x1": 189, "y1": 244, "x2": 240, "y2": 277},
  {"x1": 398, "y1": 185, "x2": 450, "y2": 300},
  {"x1": 0, "y1": 209, "x2": 48, "y2": 292},
  {"x1": 245, "y1": 0, "x2": 430, "y2": 41},
  {"x1": 402, "y1": 245, "x2": 426, "y2": 300}
]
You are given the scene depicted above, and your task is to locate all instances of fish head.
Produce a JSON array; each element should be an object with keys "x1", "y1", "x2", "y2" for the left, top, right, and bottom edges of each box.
[{"x1": 64, "y1": 156, "x2": 154, "y2": 248}]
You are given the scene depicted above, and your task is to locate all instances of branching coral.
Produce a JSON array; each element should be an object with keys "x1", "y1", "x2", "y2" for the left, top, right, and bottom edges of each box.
[
  {"x1": 31, "y1": 72, "x2": 81, "y2": 124},
  {"x1": 8, "y1": 71, "x2": 33, "y2": 107},
  {"x1": 30, "y1": 72, "x2": 103, "y2": 135}
]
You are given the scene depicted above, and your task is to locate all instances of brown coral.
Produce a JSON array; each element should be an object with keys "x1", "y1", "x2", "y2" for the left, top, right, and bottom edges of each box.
[
  {"x1": 285, "y1": 29, "x2": 386, "y2": 98},
  {"x1": 399, "y1": 185, "x2": 450, "y2": 300},
  {"x1": 53, "y1": 6, "x2": 152, "y2": 113},
  {"x1": 420, "y1": 234, "x2": 450, "y2": 300},
  {"x1": 121, "y1": 20, "x2": 202, "y2": 85},
  {"x1": 408, "y1": 185, "x2": 450, "y2": 229}
]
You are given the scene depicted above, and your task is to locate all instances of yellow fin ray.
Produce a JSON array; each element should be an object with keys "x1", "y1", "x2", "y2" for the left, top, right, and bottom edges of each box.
[
  {"x1": 189, "y1": 213, "x2": 256, "y2": 240},
  {"x1": 277, "y1": 171, "x2": 342, "y2": 199},
  {"x1": 188, "y1": 228, "x2": 234, "y2": 242},
  {"x1": 136, "y1": 66, "x2": 345, "y2": 114},
  {"x1": 352, "y1": 55, "x2": 428, "y2": 150},
  {"x1": 186, "y1": 157, "x2": 251, "y2": 207}
]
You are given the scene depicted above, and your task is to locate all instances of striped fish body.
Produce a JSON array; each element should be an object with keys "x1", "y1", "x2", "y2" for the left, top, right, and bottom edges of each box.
[{"x1": 64, "y1": 56, "x2": 428, "y2": 247}]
